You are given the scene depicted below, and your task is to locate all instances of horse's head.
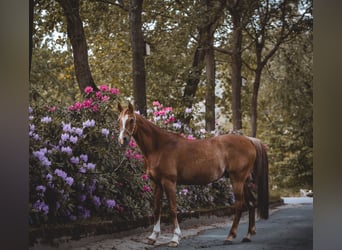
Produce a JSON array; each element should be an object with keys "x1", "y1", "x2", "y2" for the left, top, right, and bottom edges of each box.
[{"x1": 117, "y1": 102, "x2": 137, "y2": 147}]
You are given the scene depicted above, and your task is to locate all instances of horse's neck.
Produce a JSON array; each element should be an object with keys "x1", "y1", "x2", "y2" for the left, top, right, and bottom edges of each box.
[{"x1": 133, "y1": 115, "x2": 169, "y2": 157}]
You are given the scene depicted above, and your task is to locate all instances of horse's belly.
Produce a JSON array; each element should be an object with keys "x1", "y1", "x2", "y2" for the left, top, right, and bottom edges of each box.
[{"x1": 177, "y1": 161, "x2": 225, "y2": 185}]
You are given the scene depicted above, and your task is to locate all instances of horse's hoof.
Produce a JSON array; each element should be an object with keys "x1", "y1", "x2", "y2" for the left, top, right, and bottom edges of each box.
[
  {"x1": 242, "y1": 237, "x2": 252, "y2": 242},
  {"x1": 146, "y1": 238, "x2": 156, "y2": 245},
  {"x1": 223, "y1": 240, "x2": 233, "y2": 245},
  {"x1": 168, "y1": 241, "x2": 179, "y2": 247}
]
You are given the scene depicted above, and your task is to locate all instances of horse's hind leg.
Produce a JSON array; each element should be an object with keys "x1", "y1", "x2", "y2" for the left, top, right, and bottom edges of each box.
[
  {"x1": 147, "y1": 181, "x2": 163, "y2": 245},
  {"x1": 225, "y1": 181, "x2": 244, "y2": 244},
  {"x1": 242, "y1": 183, "x2": 256, "y2": 242}
]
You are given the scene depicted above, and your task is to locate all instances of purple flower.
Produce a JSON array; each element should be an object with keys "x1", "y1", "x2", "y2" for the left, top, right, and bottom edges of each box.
[
  {"x1": 33, "y1": 148, "x2": 51, "y2": 167},
  {"x1": 65, "y1": 177, "x2": 74, "y2": 186},
  {"x1": 41, "y1": 116, "x2": 52, "y2": 123},
  {"x1": 74, "y1": 127, "x2": 83, "y2": 136},
  {"x1": 32, "y1": 133, "x2": 40, "y2": 141},
  {"x1": 93, "y1": 195, "x2": 101, "y2": 207},
  {"x1": 80, "y1": 154, "x2": 88, "y2": 162},
  {"x1": 46, "y1": 173, "x2": 53, "y2": 181},
  {"x1": 101, "y1": 128, "x2": 110, "y2": 138},
  {"x1": 36, "y1": 185, "x2": 46, "y2": 193},
  {"x1": 29, "y1": 106, "x2": 33, "y2": 113},
  {"x1": 29, "y1": 124, "x2": 35, "y2": 132},
  {"x1": 180, "y1": 188, "x2": 189, "y2": 196},
  {"x1": 78, "y1": 194, "x2": 86, "y2": 202},
  {"x1": 61, "y1": 133, "x2": 70, "y2": 142},
  {"x1": 54, "y1": 169, "x2": 67, "y2": 180},
  {"x1": 79, "y1": 167, "x2": 87, "y2": 173},
  {"x1": 33, "y1": 200, "x2": 49, "y2": 215},
  {"x1": 70, "y1": 156, "x2": 79, "y2": 165},
  {"x1": 82, "y1": 119, "x2": 95, "y2": 128},
  {"x1": 69, "y1": 135, "x2": 78, "y2": 144},
  {"x1": 61, "y1": 146, "x2": 72, "y2": 155},
  {"x1": 185, "y1": 108, "x2": 192, "y2": 114},
  {"x1": 105, "y1": 199, "x2": 116, "y2": 209},
  {"x1": 83, "y1": 162, "x2": 96, "y2": 170},
  {"x1": 62, "y1": 122, "x2": 73, "y2": 133}
]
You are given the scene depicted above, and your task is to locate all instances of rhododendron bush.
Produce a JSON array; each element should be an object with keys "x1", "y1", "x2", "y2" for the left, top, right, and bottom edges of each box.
[{"x1": 29, "y1": 86, "x2": 234, "y2": 226}]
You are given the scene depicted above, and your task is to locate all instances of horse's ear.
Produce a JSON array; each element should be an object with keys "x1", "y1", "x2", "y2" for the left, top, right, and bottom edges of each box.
[
  {"x1": 128, "y1": 102, "x2": 134, "y2": 112},
  {"x1": 118, "y1": 103, "x2": 123, "y2": 112}
]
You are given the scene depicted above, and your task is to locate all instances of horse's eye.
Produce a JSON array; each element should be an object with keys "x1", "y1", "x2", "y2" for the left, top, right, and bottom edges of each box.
[{"x1": 129, "y1": 118, "x2": 135, "y2": 124}]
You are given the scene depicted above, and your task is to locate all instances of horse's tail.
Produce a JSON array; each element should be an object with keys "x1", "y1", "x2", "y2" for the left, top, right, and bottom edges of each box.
[{"x1": 250, "y1": 137, "x2": 269, "y2": 219}]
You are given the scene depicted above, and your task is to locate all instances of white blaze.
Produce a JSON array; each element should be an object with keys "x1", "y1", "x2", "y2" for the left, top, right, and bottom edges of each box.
[{"x1": 118, "y1": 114, "x2": 128, "y2": 143}]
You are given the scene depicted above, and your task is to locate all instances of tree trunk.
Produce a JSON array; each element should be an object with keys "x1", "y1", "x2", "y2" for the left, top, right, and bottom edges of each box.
[
  {"x1": 181, "y1": 0, "x2": 226, "y2": 127},
  {"x1": 180, "y1": 36, "x2": 206, "y2": 125},
  {"x1": 205, "y1": 39, "x2": 216, "y2": 132},
  {"x1": 129, "y1": 0, "x2": 147, "y2": 116},
  {"x1": 57, "y1": 0, "x2": 98, "y2": 93},
  {"x1": 230, "y1": 8, "x2": 243, "y2": 131},
  {"x1": 251, "y1": 67, "x2": 262, "y2": 137}
]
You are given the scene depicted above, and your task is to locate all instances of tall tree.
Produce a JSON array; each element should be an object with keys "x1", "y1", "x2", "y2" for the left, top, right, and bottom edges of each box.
[
  {"x1": 129, "y1": 0, "x2": 147, "y2": 116},
  {"x1": 56, "y1": 0, "x2": 98, "y2": 92},
  {"x1": 245, "y1": 0, "x2": 313, "y2": 137},
  {"x1": 203, "y1": 0, "x2": 227, "y2": 131},
  {"x1": 227, "y1": 0, "x2": 244, "y2": 130},
  {"x1": 180, "y1": 0, "x2": 226, "y2": 129}
]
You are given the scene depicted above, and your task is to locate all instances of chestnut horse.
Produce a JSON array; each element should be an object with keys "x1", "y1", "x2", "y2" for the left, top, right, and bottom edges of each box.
[{"x1": 117, "y1": 103, "x2": 269, "y2": 247}]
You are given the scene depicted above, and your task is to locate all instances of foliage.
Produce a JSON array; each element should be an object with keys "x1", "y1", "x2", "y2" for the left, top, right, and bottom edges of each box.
[{"x1": 259, "y1": 33, "x2": 313, "y2": 190}]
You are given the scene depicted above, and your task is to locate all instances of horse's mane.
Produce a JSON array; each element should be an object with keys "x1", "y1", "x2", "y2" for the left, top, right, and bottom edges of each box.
[{"x1": 136, "y1": 114, "x2": 185, "y2": 139}]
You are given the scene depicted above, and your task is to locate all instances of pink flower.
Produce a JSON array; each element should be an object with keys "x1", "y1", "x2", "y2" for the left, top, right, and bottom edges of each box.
[
  {"x1": 129, "y1": 139, "x2": 136, "y2": 148},
  {"x1": 141, "y1": 174, "x2": 149, "y2": 181},
  {"x1": 101, "y1": 95, "x2": 110, "y2": 102},
  {"x1": 47, "y1": 106, "x2": 57, "y2": 112},
  {"x1": 95, "y1": 91, "x2": 102, "y2": 99},
  {"x1": 152, "y1": 101, "x2": 160, "y2": 106},
  {"x1": 169, "y1": 116, "x2": 175, "y2": 123},
  {"x1": 133, "y1": 153, "x2": 143, "y2": 161},
  {"x1": 91, "y1": 104, "x2": 98, "y2": 112},
  {"x1": 142, "y1": 185, "x2": 151, "y2": 192},
  {"x1": 84, "y1": 86, "x2": 93, "y2": 94},
  {"x1": 164, "y1": 107, "x2": 173, "y2": 112},
  {"x1": 74, "y1": 102, "x2": 83, "y2": 110},
  {"x1": 125, "y1": 149, "x2": 133, "y2": 158},
  {"x1": 83, "y1": 99, "x2": 92, "y2": 108},
  {"x1": 100, "y1": 85, "x2": 109, "y2": 92},
  {"x1": 109, "y1": 88, "x2": 120, "y2": 95}
]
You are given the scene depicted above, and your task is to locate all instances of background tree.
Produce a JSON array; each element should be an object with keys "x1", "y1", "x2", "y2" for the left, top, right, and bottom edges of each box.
[
  {"x1": 56, "y1": 0, "x2": 98, "y2": 92},
  {"x1": 129, "y1": 0, "x2": 147, "y2": 115},
  {"x1": 244, "y1": 0, "x2": 313, "y2": 137}
]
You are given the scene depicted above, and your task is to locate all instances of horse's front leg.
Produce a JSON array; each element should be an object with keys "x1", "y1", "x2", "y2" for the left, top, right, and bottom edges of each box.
[
  {"x1": 147, "y1": 181, "x2": 163, "y2": 245},
  {"x1": 163, "y1": 179, "x2": 181, "y2": 247}
]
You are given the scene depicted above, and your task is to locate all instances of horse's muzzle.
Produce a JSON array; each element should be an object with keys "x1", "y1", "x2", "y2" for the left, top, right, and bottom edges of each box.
[{"x1": 118, "y1": 135, "x2": 129, "y2": 147}]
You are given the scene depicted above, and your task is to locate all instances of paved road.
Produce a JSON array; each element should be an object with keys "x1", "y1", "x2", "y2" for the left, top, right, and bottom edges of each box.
[
  {"x1": 155, "y1": 198, "x2": 313, "y2": 250},
  {"x1": 31, "y1": 198, "x2": 312, "y2": 250}
]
